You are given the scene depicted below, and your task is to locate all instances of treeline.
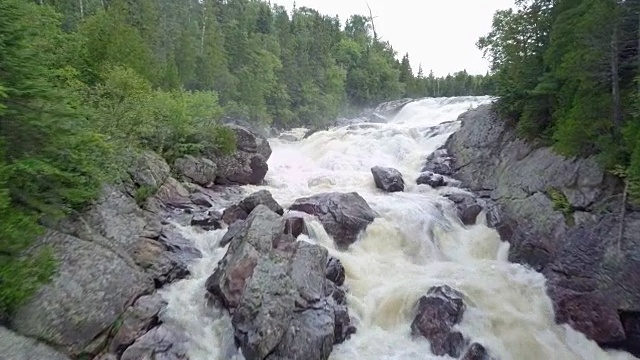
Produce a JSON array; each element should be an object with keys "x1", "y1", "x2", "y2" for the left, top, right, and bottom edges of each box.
[
  {"x1": 398, "y1": 54, "x2": 495, "y2": 98},
  {"x1": 479, "y1": 0, "x2": 640, "y2": 200}
]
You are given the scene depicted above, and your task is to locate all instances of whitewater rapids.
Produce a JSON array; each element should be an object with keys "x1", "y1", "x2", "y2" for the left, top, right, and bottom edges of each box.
[{"x1": 160, "y1": 96, "x2": 636, "y2": 360}]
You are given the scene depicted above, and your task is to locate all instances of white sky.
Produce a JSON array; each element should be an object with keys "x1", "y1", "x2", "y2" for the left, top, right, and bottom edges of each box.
[{"x1": 273, "y1": 0, "x2": 515, "y2": 76}]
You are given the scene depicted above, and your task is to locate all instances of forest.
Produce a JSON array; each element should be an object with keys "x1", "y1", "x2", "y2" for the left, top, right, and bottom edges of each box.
[
  {"x1": 478, "y1": 0, "x2": 640, "y2": 201},
  {"x1": 0, "y1": 0, "x2": 491, "y2": 317}
]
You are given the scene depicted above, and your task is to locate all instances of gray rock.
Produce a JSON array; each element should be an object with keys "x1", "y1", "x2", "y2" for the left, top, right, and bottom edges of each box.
[
  {"x1": 132, "y1": 237, "x2": 190, "y2": 287},
  {"x1": 326, "y1": 257, "x2": 345, "y2": 286},
  {"x1": 11, "y1": 231, "x2": 154, "y2": 356},
  {"x1": 108, "y1": 294, "x2": 167, "y2": 355},
  {"x1": 219, "y1": 220, "x2": 246, "y2": 248},
  {"x1": 445, "y1": 104, "x2": 640, "y2": 353},
  {"x1": 416, "y1": 172, "x2": 447, "y2": 188},
  {"x1": 174, "y1": 155, "x2": 217, "y2": 186},
  {"x1": 238, "y1": 190, "x2": 284, "y2": 216},
  {"x1": 226, "y1": 124, "x2": 272, "y2": 159},
  {"x1": 120, "y1": 324, "x2": 189, "y2": 360},
  {"x1": 128, "y1": 151, "x2": 171, "y2": 189},
  {"x1": 190, "y1": 212, "x2": 223, "y2": 230},
  {"x1": 461, "y1": 343, "x2": 493, "y2": 360},
  {"x1": 444, "y1": 193, "x2": 484, "y2": 226},
  {"x1": 284, "y1": 215, "x2": 306, "y2": 238},
  {"x1": 206, "y1": 205, "x2": 355, "y2": 360},
  {"x1": 371, "y1": 166, "x2": 405, "y2": 192},
  {"x1": 289, "y1": 192, "x2": 377, "y2": 249},
  {"x1": 422, "y1": 149, "x2": 454, "y2": 176},
  {"x1": 0, "y1": 326, "x2": 70, "y2": 360},
  {"x1": 146, "y1": 177, "x2": 192, "y2": 212},
  {"x1": 213, "y1": 125, "x2": 272, "y2": 186},
  {"x1": 222, "y1": 204, "x2": 249, "y2": 225},
  {"x1": 411, "y1": 285, "x2": 467, "y2": 357},
  {"x1": 190, "y1": 192, "x2": 214, "y2": 207}
]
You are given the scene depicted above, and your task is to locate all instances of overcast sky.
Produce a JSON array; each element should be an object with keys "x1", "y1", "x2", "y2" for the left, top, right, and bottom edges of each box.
[{"x1": 273, "y1": 0, "x2": 515, "y2": 76}]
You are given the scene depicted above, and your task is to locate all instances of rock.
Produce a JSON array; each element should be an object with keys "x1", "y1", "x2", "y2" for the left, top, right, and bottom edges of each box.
[
  {"x1": 445, "y1": 193, "x2": 484, "y2": 226},
  {"x1": 173, "y1": 155, "x2": 217, "y2": 186},
  {"x1": 219, "y1": 220, "x2": 246, "y2": 248},
  {"x1": 11, "y1": 230, "x2": 154, "y2": 356},
  {"x1": 411, "y1": 285, "x2": 467, "y2": 357},
  {"x1": 128, "y1": 151, "x2": 171, "y2": 189},
  {"x1": 222, "y1": 204, "x2": 249, "y2": 225},
  {"x1": 120, "y1": 324, "x2": 189, "y2": 360},
  {"x1": 226, "y1": 124, "x2": 272, "y2": 159},
  {"x1": 461, "y1": 343, "x2": 492, "y2": 360},
  {"x1": 326, "y1": 257, "x2": 345, "y2": 286},
  {"x1": 190, "y1": 192, "x2": 214, "y2": 207},
  {"x1": 190, "y1": 212, "x2": 223, "y2": 230},
  {"x1": 279, "y1": 134, "x2": 298, "y2": 142},
  {"x1": 417, "y1": 171, "x2": 447, "y2": 187},
  {"x1": 132, "y1": 237, "x2": 190, "y2": 287},
  {"x1": 206, "y1": 205, "x2": 355, "y2": 360},
  {"x1": 445, "y1": 104, "x2": 640, "y2": 354},
  {"x1": 422, "y1": 148, "x2": 454, "y2": 176},
  {"x1": 146, "y1": 177, "x2": 192, "y2": 212},
  {"x1": 284, "y1": 215, "x2": 306, "y2": 238},
  {"x1": 371, "y1": 166, "x2": 405, "y2": 192},
  {"x1": 238, "y1": 190, "x2": 284, "y2": 216},
  {"x1": 0, "y1": 326, "x2": 71, "y2": 360},
  {"x1": 108, "y1": 294, "x2": 167, "y2": 356},
  {"x1": 214, "y1": 125, "x2": 271, "y2": 186},
  {"x1": 289, "y1": 192, "x2": 377, "y2": 249}
]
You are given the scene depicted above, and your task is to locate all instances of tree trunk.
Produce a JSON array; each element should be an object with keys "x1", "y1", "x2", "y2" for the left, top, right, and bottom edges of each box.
[{"x1": 611, "y1": 25, "x2": 622, "y2": 132}]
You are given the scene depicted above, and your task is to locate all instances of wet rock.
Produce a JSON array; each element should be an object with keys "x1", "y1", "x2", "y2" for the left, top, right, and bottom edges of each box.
[
  {"x1": 461, "y1": 343, "x2": 492, "y2": 360},
  {"x1": 128, "y1": 150, "x2": 171, "y2": 189},
  {"x1": 190, "y1": 192, "x2": 214, "y2": 207},
  {"x1": 326, "y1": 257, "x2": 346, "y2": 286},
  {"x1": 108, "y1": 294, "x2": 167, "y2": 356},
  {"x1": 289, "y1": 192, "x2": 377, "y2": 249},
  {"x1": 222, "y1": 204, "x2": 248, "y2": 225},
  {"x1": 238, "y1": 190, "x2": 284, "y2": 216},
  {"x1": 132, "y1": 237, "x2": 190, "y2": 287},
  {"x1": 146, "y1": 177, "x2": 193, "y2": 212},
  {"x1": 120, "y1": 324, "x2": 189, "y2": 360},
  {"x1": 206, "y1": 205, "x2": 355, "y2": 360},
  {"x1": 445, "y1": 193, "x2": 484, "y2": 226},
  {"x1": 371, "y1": 166, "x2": 405, "y2": 192},
  {"x1": 0, "y1": 326, "x2": 71, "y2": 360},
  {"x1": 422, "y1": 148, "x2": 454, "y2": 176},
  {"x1": 411, "y1": 285, "x2": 467, "y2": 357},
  {"x1": 190, "y1": 212, "x2": 223, "y2": 230},
  {"x1": 227, "y1": 124, "x2": 272, "y2": 159},
  {"x1": 417, "y1": 171, "x2": 448, "y2": 188},
  {"x1": 279, "y1": 134, "x2": 298, "y2": 142},
  {"x1": 222, "y1": 190, "x2": 283, "y2": 226},
  {"x1": 284, "y1": 215, "x2": 306, "y2": 238},
  {"x1": 219, "y1": 220, "x2": 246, "y2": 248}
]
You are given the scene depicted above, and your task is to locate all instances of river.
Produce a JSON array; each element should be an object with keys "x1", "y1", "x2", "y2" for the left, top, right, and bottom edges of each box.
[{"x1": 159, "y1": 96, "x2": 635, "y2": 360}]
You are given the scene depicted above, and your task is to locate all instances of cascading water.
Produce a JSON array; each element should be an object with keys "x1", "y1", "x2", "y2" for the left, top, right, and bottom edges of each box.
[{"x1": 160, "y1": 96, "x2": 637, "y2": 360}]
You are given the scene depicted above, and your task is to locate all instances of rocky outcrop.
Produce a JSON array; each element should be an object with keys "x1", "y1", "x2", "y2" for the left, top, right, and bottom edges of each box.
[
  {"x1": 289, "y1": 192, "x2": 377, "y2": 249},
  {"x1": 371, "y1": 166, "x2": 405, "y2": 192},
  {"x1": 213, "y1": 125, "x2": 271, "y2": 185},
  {"x1": 174, "y1": 155, "x2": 217, "y2": 186},
  {"x1": 445, "y1": 104, "x2": 640, "y2": 355},
  {"x1": 2, "y1": 148, "x2": 249, "y2": 359},
  {"x1": 0, "y1": 326, "x2": 71, "y2": 360},
  {"x1": 205, "y1": 205, "x2": 355, "y2": 360},
  {"x1": 444, "y1": 193, "x2": 484, "y2": 226},
  {"x1": 222, "y1": 189, "x2": 284, "y2": 225}
]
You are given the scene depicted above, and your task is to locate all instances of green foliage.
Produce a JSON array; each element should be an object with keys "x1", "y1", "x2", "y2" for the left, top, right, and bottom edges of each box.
[
  {"x1": 549, "y1": 188, "x2": 573, "y2": 218},
  {"x1": 480, "y1": 0, "x2": 640, "y2": 204},
  {"x1": 134, "y1": 184, "x2": 157, "y2": 206}
]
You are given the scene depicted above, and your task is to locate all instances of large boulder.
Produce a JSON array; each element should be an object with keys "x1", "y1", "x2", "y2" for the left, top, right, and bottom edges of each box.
[
  {"x1": 222, "y1": 190, "x2": 283, "y2": 225},
  {"x1": 371, "y1": 166, "x2": 405, "y2": 192},
  {"x1": 11, "y1": 231, "x2": 154, "y2": 356},
  {"x1": 174, "y1": 155, "x2": 217, "y2": 186},
  {"x1": 0, "y1": 326, "x2": 71, "y2": 360},
  {"x1": 120, "y1": 324, "x2": 190, "y2": 360},
  {"x1": 128, "y1": 150, "x2": 171, "y2": 189},
  {"x1": 214, "y1": 125, "x2": 272, "y2": 186},
  {"x1": 411, "y1": 285, "x2": 467, "y2": 357},
  {"x1": 289, "y1": 192, "x2": 377, "y2": 249},
  {"x1": 205, "y1": 205, "x2": 355, "y2": 360},
  {"x1": 445, "y1": 193, "x2": 484, "y2": 226},
  {"x1": 445, "y1": 104, "x2": 640, "y2": 355}
]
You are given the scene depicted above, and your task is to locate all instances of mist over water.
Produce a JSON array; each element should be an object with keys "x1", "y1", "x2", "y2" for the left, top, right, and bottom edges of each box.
[{"x1": 161, "y1": 96, "x2": 637, "y2": 360}]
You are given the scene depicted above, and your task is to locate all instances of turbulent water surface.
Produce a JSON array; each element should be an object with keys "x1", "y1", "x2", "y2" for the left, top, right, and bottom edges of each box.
[{"x1": 161, "y1": 96, "x2": 636, "y2": 360}]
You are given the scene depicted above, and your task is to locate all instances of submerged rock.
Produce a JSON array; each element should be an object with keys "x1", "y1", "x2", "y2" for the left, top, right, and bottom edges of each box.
[
  {"x1": 205, "y1": 205, "x2": 356, "y2": 360},
  {"x1": 326, "y1": 257, "x2": 346, "y2": 286},
  {"x1": 289, "y1": 192, "x2": 377, "y2": 249},
  {"x1": 417, "y1": 171, "x2": 448, "y2": 188},
  {"x1": 371, "y1": 166, "x2": 405, "y2": 192},
  {"x1": 411, "y1": 285, "x2": 467, "y2": 357}
]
